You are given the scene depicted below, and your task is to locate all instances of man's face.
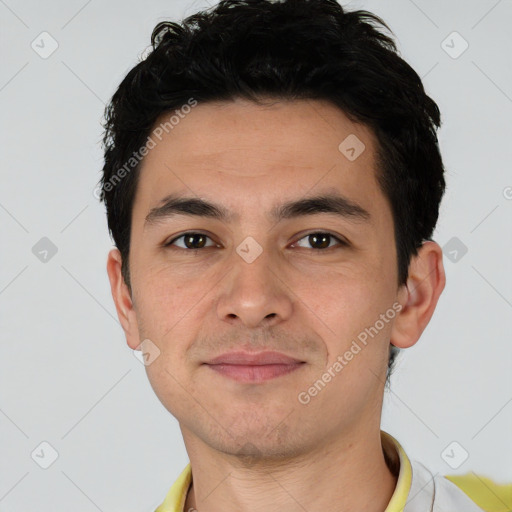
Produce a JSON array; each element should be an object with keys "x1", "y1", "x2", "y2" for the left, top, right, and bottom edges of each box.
[{"x1": 125, "y1": 98, "x2": 406, "y2": 458}]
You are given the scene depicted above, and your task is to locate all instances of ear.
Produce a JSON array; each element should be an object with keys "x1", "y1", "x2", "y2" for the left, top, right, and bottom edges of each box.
[
  {"x1": 390, "y1": 241, "x2": 446, "y2": 349},
  {"x1": 106, "y1": 248, "x2": 141, "y2": 350}
]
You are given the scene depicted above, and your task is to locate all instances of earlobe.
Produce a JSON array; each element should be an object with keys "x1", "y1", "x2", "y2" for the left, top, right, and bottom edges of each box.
[
  {"x1": 106, "y1": 248, "x2": 141, "y2": 350},
  {"x1": 390, "y1": 241, "x2": 446, "y2": 349}
]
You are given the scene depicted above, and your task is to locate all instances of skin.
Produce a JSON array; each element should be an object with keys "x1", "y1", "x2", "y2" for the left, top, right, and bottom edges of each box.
[{"x1": 107, "y1": 97, "x2": 445, "y2": 512}]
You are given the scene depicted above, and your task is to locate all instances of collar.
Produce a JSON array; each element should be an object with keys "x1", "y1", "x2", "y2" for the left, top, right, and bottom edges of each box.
[{"x1": 155, "y1": 430, "x2": 412, "y2": 512}]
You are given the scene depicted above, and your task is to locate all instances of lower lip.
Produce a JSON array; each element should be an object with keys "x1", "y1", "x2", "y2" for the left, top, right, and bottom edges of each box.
[{"x1": 205, "y1": 363, "x2": 304, "y2": 383}]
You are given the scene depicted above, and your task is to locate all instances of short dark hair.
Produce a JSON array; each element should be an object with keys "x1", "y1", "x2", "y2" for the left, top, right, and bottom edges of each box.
[{"x1": 98, "y1": 0, "x2": 445, "y2": 386}]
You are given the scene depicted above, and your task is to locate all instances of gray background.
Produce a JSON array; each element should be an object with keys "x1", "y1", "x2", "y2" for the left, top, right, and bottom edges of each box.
[{"x1": 1, "y1": 0, "x2": 511, "y2": 510}]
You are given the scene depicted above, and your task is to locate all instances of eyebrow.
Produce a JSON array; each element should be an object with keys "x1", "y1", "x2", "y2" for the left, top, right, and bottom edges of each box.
[{"x1": 143, "y1": 191, "x2": 371, "y2": 229}]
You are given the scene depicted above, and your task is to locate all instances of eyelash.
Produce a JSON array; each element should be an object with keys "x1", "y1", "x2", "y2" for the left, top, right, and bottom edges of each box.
[{"x1": 164, "y1": 231, "x2": 348, "y2": 252}]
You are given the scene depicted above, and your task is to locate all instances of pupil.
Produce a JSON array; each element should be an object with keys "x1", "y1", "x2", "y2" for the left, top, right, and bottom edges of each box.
[
  {"x1": 186, "y1": 234, "x2": 205, "y2": 249},
  {"x1": 311, "y1": 233, "x2": 329, "y2": 249}
]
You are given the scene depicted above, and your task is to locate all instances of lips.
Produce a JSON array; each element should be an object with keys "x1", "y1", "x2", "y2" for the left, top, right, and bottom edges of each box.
[
  {"x1": 205, "y1": 350, "x2": 303, "y2": 365},
  {"x1": 204, "y1": 351, "x2": 305, "y2": 383}
]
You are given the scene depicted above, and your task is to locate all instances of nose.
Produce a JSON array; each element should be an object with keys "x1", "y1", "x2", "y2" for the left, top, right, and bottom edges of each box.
[{"x1": 216, "y1": 241, "x2": 294, "y2": 329}]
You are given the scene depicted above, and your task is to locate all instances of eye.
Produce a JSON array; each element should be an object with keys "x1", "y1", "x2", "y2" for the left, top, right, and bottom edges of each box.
[
  {"x1": 164, "y1": 231, "x2": 348, "y2": 252},
  {"x1": 165, "y1": 232, "x2": 217, "y2": 250},
  {"x1": 293, "y1": 232, "x2": 347, "y2": 250}
]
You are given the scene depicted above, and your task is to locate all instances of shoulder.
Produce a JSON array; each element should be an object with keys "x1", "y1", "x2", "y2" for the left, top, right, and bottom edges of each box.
[
  {"x1": 442, "y1": 472, "x2": 512, "y2": 512},
  {"x1": 407, "y1": 460, "x2": 511, "y2": 512}
]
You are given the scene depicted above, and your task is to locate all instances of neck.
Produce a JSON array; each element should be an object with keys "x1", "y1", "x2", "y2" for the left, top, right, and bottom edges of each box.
[{"x1": 182, "y1": 428, "x2": 399, "y2": 512}]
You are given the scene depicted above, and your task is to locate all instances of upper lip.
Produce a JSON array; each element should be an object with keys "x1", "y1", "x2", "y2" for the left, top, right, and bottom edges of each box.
[{"x1": 205, "y1": 351, "x2": 304, "y2": 365}]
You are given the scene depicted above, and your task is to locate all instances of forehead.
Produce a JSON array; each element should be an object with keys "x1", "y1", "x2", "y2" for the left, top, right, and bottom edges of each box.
[{"x1": 132, "y1": 98, "x2": 389, "y2": 227}]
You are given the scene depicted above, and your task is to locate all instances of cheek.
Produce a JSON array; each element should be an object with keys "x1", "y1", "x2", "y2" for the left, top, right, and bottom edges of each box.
[
  {"x1": 296, "y1": 267, "x2": 379, "y2": 316},
  {"x1": 297, "y1": 272, "x2": 394, "y2": 356},
  {"x1": 132, "y1": 271, "x2": 197, "y2": 363},
  {"x1": 144, "y1": 356, "x2": 198, "y2": 422},
  {"x1": 137, "y1": 274, "x2": 203, "y2": 404},
  {"x1": 137, "y1": 268, "x2": 194, "y2": 319}
]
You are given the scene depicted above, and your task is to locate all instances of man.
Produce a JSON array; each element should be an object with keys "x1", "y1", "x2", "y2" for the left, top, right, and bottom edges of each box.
[{"x1": 99, "y1": 0, "x2": 511, "y2": 510}]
